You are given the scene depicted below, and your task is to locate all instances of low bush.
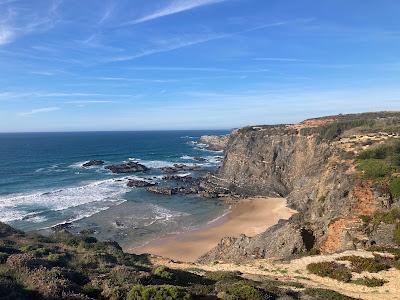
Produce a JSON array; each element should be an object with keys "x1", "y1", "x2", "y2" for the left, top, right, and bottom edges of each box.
[
  {"x1": 338, "y1": 256, "x2": 390, "y2": 273},
  {"x1": 304, "y1": 288, "x2": 358, "y2": 300},
  {"x1": 394, "y1": 223, "x2": 400, "y2": 245},
  {"x1": 127, "y1": 284, "x2": 191, "y2": 300},
  {"x1": 389, "y1": 178, "x2": 400, "y2": 199},
  {"x1": 357, "y1": 159, "x2": 391, "y2": 180},
  {"x1": 206, "y1": 270, "x2": 241, "y2": 282},
  {"x1": 0, "y1": 253, "x2": 8, "y2": 264},
  {"x1": 357, "y1": 144, "x2": 392, "y2": 160},
  {"x1": 367, "y1": 246, "x2": 400, "y2": 258},
  {"x1": 153, "y1": 266, "x2": 173, "y2": 280},
  {"x1": 371, "y1": 208, "x2": 400, "y2": 224},
  {"x1": 352, "y1": 277, "x2": 387, "y2": 287},
  {"x1": 306, "y1": 262, "x2": 352, "y2": 282},
  {"x1": 221, "y1": 281, "x2": 265, "y2": 300}
]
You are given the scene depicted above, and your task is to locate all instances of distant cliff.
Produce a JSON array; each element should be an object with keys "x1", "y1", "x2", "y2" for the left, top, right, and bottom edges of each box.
[
  {"x1": 198, "y1": 135, "x2": 229, "y2": 151},
  {"x1": 200, "y1": 112, "x2": 400, "y2": 262}
]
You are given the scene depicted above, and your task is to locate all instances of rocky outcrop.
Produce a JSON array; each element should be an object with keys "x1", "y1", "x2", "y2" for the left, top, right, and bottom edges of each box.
[
  {"x1": 198, "y1": 219, "x2": 312, "y2": 263},
  {"x1": 160, "y1": 164, "x2": 200, "y2": 173},
  {"x1": 200, "y1": 113, "x2": 400, "y2": 262},
  {"x1": 105, "y1": 162, "x2": 149, "y2": 173},
  {"x1": 197, "y1": 135, "x2": 229, "y2": 151},
  {"x1": 127, "y1": 179, "x2": 155, "y2": 188},
  {"x1": 82, "y1": 160, "x2": 104, "y2": 167}
]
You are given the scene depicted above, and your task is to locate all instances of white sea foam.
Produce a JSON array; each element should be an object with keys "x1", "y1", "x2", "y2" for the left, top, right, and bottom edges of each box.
[
  {"x1": 145, "y1": 204, "x2": 190, "y2": 226},
  {"x1": 180, "y1": 155, "x2": 193, "y2": 160},
  {"x1": 68, "y1": 161, "x2": 87, "y2": 169},
  {"x1": 0, "y1": 179, "x2": 129, "y2": 223},
  {"x1": 137, "y1": 160, "x2": 175, "y2": 168}
]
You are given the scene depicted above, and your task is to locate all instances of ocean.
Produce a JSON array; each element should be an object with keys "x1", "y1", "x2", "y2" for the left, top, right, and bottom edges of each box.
[{"x1": 0, "y1": 131, "x2": 229, "y2": 247}]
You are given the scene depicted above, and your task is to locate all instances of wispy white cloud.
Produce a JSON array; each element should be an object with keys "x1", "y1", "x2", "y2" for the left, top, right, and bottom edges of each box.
[
  {"x1": 0, "y1": 0, "x2": 61, "y2": 46},
  {"x1": 19, "y1": 106, "x2": 60, "y2": 116},
  {"x1": 123, "y1": 0, "x2": 227, "y2": 26},
  {"x1": 107, "y1": 19, "x2": 308, "y2": 63},
  {"x1": 64, "y1": 100, "x2": 114, "y2": 104},
  {"x1": 0, "y1": 91, "x2": 118, "y2": 100},
  {"x1": 254, "y1": 57, "x2": 308, "y2": 62},
  {"x1": 98, "y1": 4, "x2": 115, "y2": 25}
]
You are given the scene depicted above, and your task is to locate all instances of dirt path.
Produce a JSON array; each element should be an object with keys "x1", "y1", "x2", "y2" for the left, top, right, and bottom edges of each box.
[{"x1": 152, "y1": 250, "x2": 400, "y2": 300}]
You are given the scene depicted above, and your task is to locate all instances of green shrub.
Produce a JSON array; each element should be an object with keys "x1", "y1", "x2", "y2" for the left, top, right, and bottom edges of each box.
[
  {"x1": 300, "y1": 248, "x2": 320, "y2": 257},
  {"x1": 304, "y1": 288, "x2": 358, "y2": 300},
  {"x1": 222, "y1": 281, "x2": 265, "y2": 300},
  {"x1": 389, "y1": 178, "x2": 400, "y2": 199},
  {"x1": 153, "y1": 266, "x2": 173, "y2": 280},
  {"x1": 47, "y1": 253, "x2": 67, "y2": 266},
  {"x1": 206, "y1": 271, "x2": 241, "y2": 282},
  {"x1": 0, "y1": 253, "x2": 8, "y2": 264},
  {"x1": 366, "y1": 246, "x2": 400, "y2": 258},
  {"x1": 127, "y1": 284, "x2": 191, "y2": 300},
  {"x1": 352, "y1": 277, "x2": 387, "y2": 287},
  {"x1": 394, "y1": 223, "x2": 400, "y2": 245},
  {"x1": 357, "y1": 159, "x2": 391, "y2": 180},
  {"x1": 393, "y1": 260, "x2": 400, "y2": 270},
  {"x1": 371, "y1": 208, "x2": 400, "y2": 224},
  {"x1": 357, "y1": 145, "x2": 391, "y2": 160},
  {"x1": 306, "y1": 262, "x2": 352, "y2": 282},
  {"x1": 360, "y1": 215, "x2": 372, "y2": 223},
  {"x1": 338, "y1": 256, "x2": 390, "y2": 273}
]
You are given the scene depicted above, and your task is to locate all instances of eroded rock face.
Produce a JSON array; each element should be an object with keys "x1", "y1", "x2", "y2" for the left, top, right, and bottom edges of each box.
[
  {"x1": 201, "y1": 114, "x2": 400, "y2": 262},
  {"x1": 198, "y1": 220, "x2": 311, "y2": 263},
  {"x1": 105, "y1": 162, "x2": 149, "y2": 173}
]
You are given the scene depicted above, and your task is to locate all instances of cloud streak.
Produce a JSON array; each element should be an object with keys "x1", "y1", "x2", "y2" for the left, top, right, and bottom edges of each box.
[
  {"x1": 107, "y1": 19, "x2": 309, "y2": 63},
  {"x1": 0, "y1": 0, "x2": 61, "y2": 46},
  {"x1": 123, "y1": 0, "x2": 226, "y2": 25},
  {"x1": 19, "y1": 106, "x2": 60, "y2": 116}
]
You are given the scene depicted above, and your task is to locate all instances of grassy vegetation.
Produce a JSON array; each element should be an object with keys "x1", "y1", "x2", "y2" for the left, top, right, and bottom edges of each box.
[
  {"x1": 352, "y1": 277, "x2": 388, "y2": 287},
  {"x1": 304, "y1": 288, "x2": 358, "y2": 300},
  {"x1": 127, "y1": 285, "x2": 191, "y2": 300},
  {"x1": 356, "y1": 141, "x2": 400, "y2": 200},
  {"x1": 306, "y1": 262, "x2": 352, "y2": 282},
  {"x1": 219, "y1": 281, "x2": 266, "y2": 300},
  {"x1": 300, "y1": 119, "x2": 375, "y2": 142},
  {"x1": 394, "y1": 223, "x2": 400, "y2": 245},
  {"x1": 205, "y1": 270, "x2": 241, "y2": 281},
  {"x1": 338, "y1": 256, "x2": 391, "y2": 273}
]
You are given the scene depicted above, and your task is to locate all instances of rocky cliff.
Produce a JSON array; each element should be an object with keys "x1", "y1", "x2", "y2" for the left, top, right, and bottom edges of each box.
[
  {"x1": 198, "y1": 135, "x2": 229, "y2": 151},
  {"x1": 199, "y1": 112, "x2": 400, "y2": 263}
]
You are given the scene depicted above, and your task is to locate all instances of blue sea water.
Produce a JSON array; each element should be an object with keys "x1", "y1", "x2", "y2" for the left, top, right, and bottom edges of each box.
[{"x1": 0, "y1": 131, "x2": 228, "y2": 247}]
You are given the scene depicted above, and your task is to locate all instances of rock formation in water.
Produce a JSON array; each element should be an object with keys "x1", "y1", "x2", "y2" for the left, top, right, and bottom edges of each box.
[
  {"x1": 82, "y1": 160, "x2": 104, "y2": 167},
  {"x1": 199, "y1": 112, "x2": 400, "y2": 263},
  {"x1": 105, "y1": 162, "x2": 149, "y2": 173}
]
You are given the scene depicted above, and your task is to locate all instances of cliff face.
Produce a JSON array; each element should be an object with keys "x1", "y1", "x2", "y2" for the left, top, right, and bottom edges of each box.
[{"x1": 199, "y1": 113, "x2": 400, "y2": 263}]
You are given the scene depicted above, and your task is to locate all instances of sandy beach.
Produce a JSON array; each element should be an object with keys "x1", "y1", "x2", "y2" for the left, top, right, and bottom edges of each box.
[{"x1": 131, "y1": 197, "x2": 296, "y2": 262}]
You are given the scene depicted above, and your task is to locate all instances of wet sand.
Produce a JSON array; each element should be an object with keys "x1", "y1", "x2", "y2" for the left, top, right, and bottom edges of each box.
[{"x1": 131, "y1": 197, "x2": 296, "y2": 262}]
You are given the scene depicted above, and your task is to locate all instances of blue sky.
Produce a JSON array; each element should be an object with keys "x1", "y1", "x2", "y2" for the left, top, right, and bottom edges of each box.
[{"x1": 0, "y1": 0, "x2": 400, "y2": 132}]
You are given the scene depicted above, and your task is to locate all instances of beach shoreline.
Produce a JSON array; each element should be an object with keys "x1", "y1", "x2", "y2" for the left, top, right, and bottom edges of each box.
[{"x1": 130, "y1": 197, "x2": 296, "y2": 262}]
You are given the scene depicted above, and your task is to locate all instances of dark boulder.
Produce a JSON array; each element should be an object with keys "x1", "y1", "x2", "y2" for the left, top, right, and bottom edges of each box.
[
  {"x1": 127, "y1": 179, "x2": 156, "y2": 188},
  {"x1": 160, "y1": 164, "x2": 200, "y2": 173},
  {"x1": 105, "y1": 162, "x2": 149, "y2": 173},
  {"x1": 82, "y1": 160, "x2": 104, "y2": 167}
]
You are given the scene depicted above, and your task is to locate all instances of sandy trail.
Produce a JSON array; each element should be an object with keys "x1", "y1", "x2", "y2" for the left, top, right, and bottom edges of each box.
[{"x1": 131, "y1": 197, "x2": 296, "y2": 262}]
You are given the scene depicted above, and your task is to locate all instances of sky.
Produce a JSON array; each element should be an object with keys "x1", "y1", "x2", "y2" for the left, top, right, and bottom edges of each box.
[{"x1": 0, "y1": 0, "x2": 400, "y2": 132}]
